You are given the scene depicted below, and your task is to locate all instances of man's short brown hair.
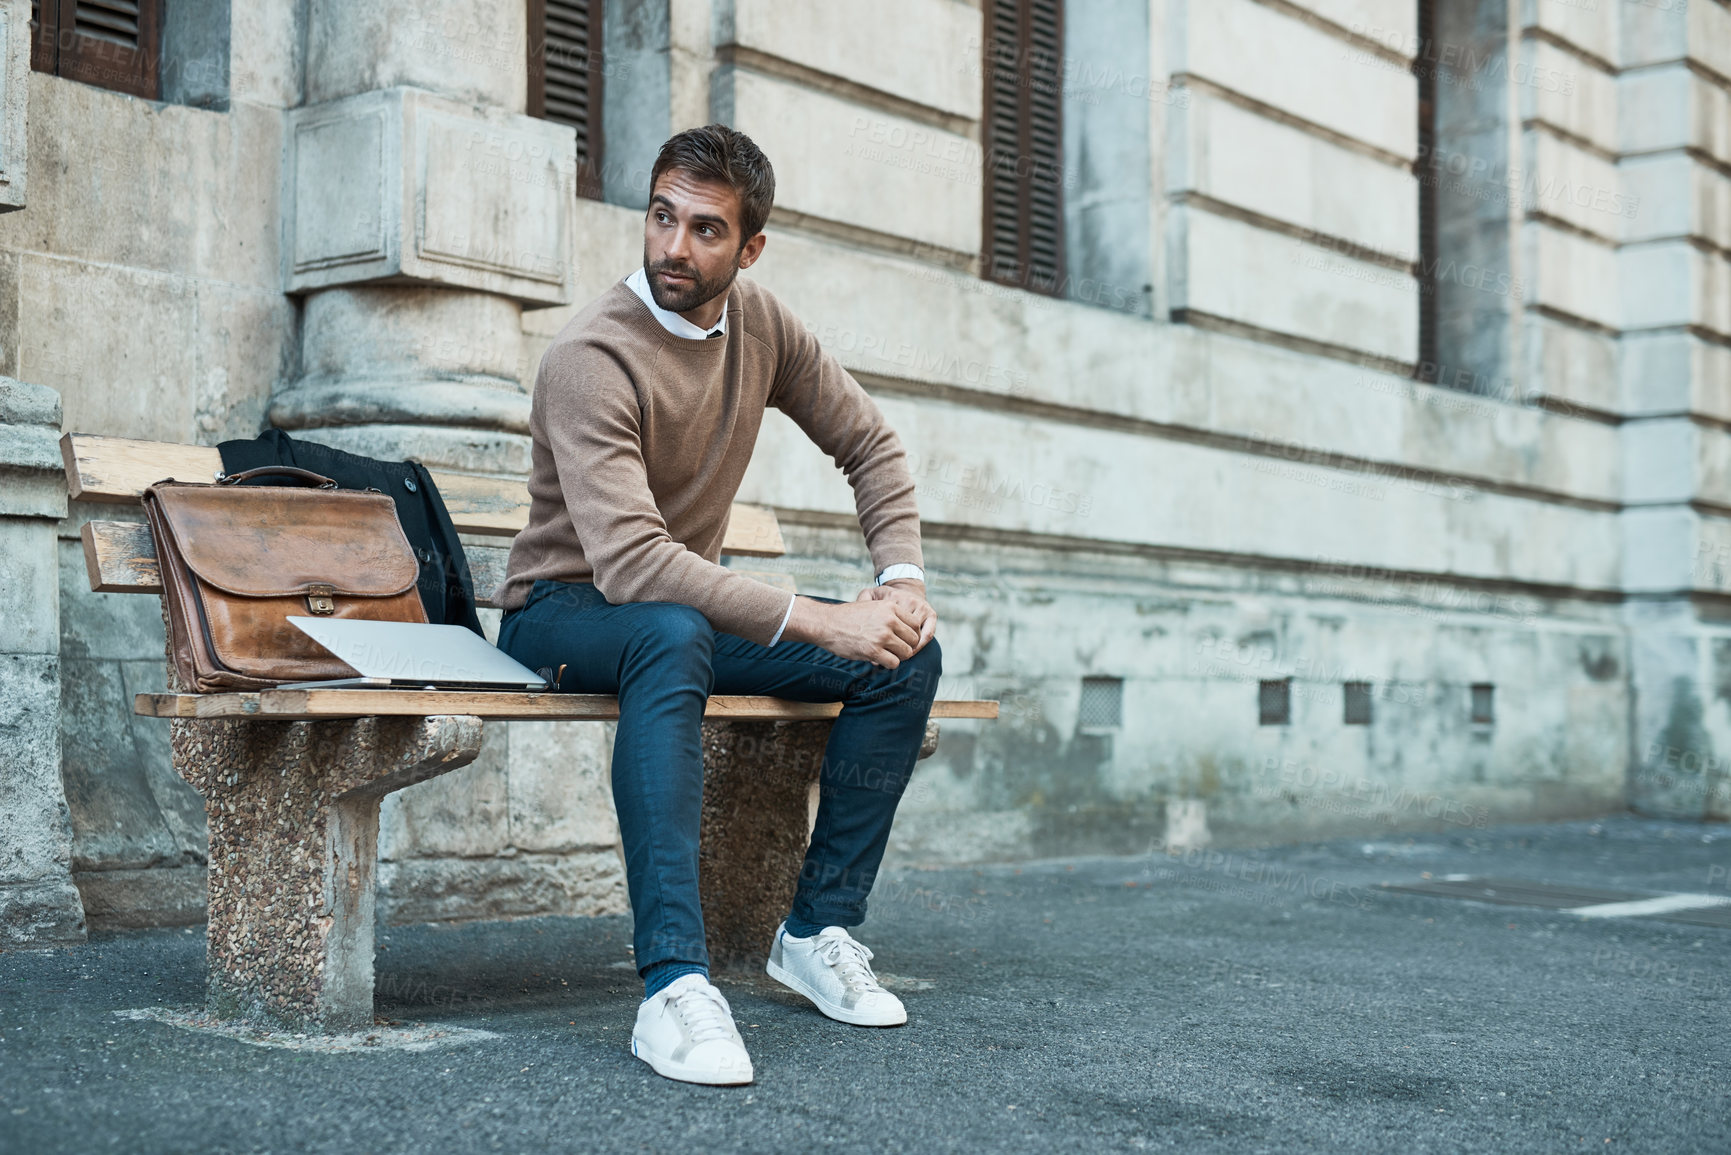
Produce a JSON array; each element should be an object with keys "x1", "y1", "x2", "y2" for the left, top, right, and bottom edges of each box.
[{"x1": 650, "y1": 125, "x2": 777, "y2": 241}]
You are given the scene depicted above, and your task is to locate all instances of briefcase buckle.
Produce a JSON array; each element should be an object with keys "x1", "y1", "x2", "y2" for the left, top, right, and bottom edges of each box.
[{"x1": 307, "y1": 585, "x2": 337, "y2": 615}]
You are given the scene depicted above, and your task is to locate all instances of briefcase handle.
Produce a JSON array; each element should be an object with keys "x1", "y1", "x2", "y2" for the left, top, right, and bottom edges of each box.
[{"x1": 214, "y1": 466, "x2": 339, "y2": 489}]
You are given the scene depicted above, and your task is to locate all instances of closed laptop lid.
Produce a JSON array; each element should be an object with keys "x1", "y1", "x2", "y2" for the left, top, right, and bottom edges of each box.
[{"x1": 287, "y1": 617, "x2": 548, "y2": 690}]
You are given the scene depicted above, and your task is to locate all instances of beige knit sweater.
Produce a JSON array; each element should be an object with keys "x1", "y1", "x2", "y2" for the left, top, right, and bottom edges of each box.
[{"x1": 496, "y1": 275, "x2": 925, "y2": 645}]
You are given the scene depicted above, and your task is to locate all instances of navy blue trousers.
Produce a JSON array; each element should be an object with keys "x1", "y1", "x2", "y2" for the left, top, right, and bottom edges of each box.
[{"x1": 498, "y1": 579, "x2": 942, "y2": 973}]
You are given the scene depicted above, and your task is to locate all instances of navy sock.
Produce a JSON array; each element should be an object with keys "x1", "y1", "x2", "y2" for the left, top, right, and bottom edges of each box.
[
  {"x1": 642, "y1": 961, "x2": 708, "y2": 1000},
  {"x1": 782, "y1": 914, "x2": 830, "y2": 939}
]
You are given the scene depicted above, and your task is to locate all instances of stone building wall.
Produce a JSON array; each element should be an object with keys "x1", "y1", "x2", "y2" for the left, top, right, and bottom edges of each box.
[
  {"x1": 1, "y1": 0, "x2": 1725, "y2": 936},
  {"x1": 4, "y1": 10, "x2": 299, "y2": 926},
  {"x1": 1613, "y1": 1, "x2": 1731, "y2": 823}
]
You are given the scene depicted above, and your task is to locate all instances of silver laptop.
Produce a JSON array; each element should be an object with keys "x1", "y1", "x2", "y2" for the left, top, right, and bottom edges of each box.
[{"x1": 282, "y1": 617, "x2": 550, "y2": 691}]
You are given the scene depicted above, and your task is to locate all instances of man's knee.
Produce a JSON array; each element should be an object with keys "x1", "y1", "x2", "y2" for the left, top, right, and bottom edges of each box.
[
  {"x1": 904, "y1": 636, "x2": 942, "y2": 691},
  {"x1": 632, "y1": 603, "x2": 715, "y2": 661}
]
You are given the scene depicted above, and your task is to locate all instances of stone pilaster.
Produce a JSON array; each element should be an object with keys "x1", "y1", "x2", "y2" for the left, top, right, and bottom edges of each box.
[
  {"x1": 1617, "y1": 2, "x2": 1731, "y2": 821},
  {"x1": 276, "y1": 2, "x2": 595, "y2": 925},
  {"x1": 0, "y1": 0, "x2": 27, "y2": 214},
  {"x1": 277, "y1": 1, "x2": 575, "y2": 476},
  {"x1": 0, "y1": 379, "x2": 85, "y2": 946}
]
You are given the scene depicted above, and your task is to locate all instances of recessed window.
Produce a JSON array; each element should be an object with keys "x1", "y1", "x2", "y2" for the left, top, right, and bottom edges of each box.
[
  {"x1": 1471, "y1": 683, "x2": 1494, "y2": 724},
  {"x1": 1259, "y1": 679, "x2": 1291, "y2": 726},
  {"x1": 1344, "y1": 682, "x2": 1373, "y2": 726},
  {"x1": 1078, "y1": 676, "x2": 1122, "y2": 730}
]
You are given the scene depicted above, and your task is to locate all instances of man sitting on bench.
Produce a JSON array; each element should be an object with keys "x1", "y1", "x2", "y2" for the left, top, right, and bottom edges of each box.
[{"x1": 496, "y1": 124, "x2": 941, "y2": 1086}]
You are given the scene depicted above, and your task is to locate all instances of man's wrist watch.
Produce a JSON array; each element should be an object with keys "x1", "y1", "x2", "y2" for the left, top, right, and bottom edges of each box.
[{"x1": 875, "y1": 563, "x2": 925, "y2": 586}]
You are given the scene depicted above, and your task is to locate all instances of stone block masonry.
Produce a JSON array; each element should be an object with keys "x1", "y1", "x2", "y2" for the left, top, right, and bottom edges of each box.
[{"x1": 0, "y1": 379, "x2": 84, "y2": 946}]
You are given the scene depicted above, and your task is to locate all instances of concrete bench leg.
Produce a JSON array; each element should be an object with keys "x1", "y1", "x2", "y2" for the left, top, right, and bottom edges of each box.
[
  {"x1": 169, "y1": 714, "x2": 482, "y2": 1030},
  {"x1": 697, "y1": 718, "x2": 940, "y2": 968}
]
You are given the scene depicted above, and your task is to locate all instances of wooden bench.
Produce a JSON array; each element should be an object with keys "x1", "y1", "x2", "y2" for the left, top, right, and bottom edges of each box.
[{"x1": 62, "y1": 433, "x2": 998, "y2": 1030}]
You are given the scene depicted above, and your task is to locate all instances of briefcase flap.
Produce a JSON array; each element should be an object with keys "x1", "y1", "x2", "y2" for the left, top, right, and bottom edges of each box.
[{"x1": 153, "y1": 484, "x2": 421, "y2": 598}]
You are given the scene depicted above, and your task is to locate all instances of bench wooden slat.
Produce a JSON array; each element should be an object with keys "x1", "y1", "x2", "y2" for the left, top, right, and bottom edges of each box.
[
  {"x1": 63, "y1": 435, "x2": 222, "y2": 500},
  {"x1": 80, "y1": 521, "x2": 161, "y2": 594},
  {"x1": 135, "y1": 690, "x2": 1001, "y2": 722},
  {"x1": 463, "y1": 557, "x2": 796, "y2": 603},
  {"x1": 60, "y1": 434, "x2": 788, "y2": 557},
  {"x1": 465, "y1": 543, "x2": 508, "y2": 604},
  {"x1": 418, "y1": 470, "x2": 532, "y2": 537},
  {"x1": 82, "y1": 521, "x2": 796, "y2": 607},
  {"x1": 714, "y1": 505, "x2": 787, "y2": 558}
]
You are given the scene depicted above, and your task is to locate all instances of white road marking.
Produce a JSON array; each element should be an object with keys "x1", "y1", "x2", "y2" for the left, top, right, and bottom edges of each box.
[{"x1": 1569, "y1": 893, "x2": 1731, "y2": 919}]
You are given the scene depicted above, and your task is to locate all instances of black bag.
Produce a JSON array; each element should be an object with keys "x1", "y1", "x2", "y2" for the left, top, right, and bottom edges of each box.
[{"x1": 216, "y1": 429, "x2": 484, "y2": 636}]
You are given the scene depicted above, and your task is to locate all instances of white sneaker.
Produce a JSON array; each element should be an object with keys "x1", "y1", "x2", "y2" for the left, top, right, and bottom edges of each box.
[
  {"x1": 766, "y1": 924, "x2": 908, "y2": 1027},
  {"x1": 631, "y1": 974, "x2": 754, "y2": 1085}
]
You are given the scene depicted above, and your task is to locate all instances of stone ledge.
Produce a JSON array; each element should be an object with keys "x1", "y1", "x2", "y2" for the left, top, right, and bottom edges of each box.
[
  {"x1": 0, "y1": 377, "x2": 60, "y2": 428},
  {"x1": 0, "y1": 878, "x2": 87, "y2": 946},
  {"x1": 73, "y1": 864, "x2": 208, "y2": 930},
  {"x1": 0, "y1": 377, "x2": 66, "y2": 519}
]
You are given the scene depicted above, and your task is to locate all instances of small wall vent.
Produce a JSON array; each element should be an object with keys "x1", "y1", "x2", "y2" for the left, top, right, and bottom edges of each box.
[
  {"x1": 1079, "y1": 676, "x2": 1123, "y2": 730},
  {"x1": 1471, "y1": 683, "x2": 1494, "y2": 724},
  {"x1": 1344, "y1": 682, "x2": 1372, "y2": 726},
  {"x1": 1259, "y1": 679, "x2": 1291, "y2": 726}
]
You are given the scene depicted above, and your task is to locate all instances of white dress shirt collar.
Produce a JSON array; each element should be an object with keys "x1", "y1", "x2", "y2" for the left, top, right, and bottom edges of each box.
[{"x1": 626, "y1": 267, "x2": 728, "y2": 340}]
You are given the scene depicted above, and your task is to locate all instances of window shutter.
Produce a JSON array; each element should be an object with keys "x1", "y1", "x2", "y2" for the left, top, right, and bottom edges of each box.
[
  {"x1": 67, "y1": 0, "x2": 159, "y2": 100},
  {"x1": 528, "y1": 0, "x2": 605, "y2": 200},
  {"x1": 981, "y1": 0, "x2": 1065, "y2": 295},
  {"x1": 984, "y1": 0, "x2": 1023, "y2": 287},
  {"x1": 30, "y1": 1, "x2": 56, "y2": 74},
  {"x1": 31, "y1": 0, "x2": 160, "y2": 98},
  {"x1": 1413, "y1": 0, "x2": 1438, "y2": 382}
]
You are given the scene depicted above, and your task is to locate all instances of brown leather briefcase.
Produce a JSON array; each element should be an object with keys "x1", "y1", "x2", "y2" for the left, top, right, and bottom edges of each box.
[{"x1": 142, "y1": 467, "x2": 429, "y2": 692}]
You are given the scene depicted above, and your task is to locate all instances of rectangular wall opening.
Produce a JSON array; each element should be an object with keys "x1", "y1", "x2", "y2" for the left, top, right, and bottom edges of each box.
[
  {"x1": 1344, "y1": 682, "x2": 1373, "y2": 726},
  {"x1": 1471, "y1": 683, "x2": 1495, "y2": 724},
  {"x1": 1259, "y1": 679, "x2": 1291, "y2": 726},
  {"x1": 1079, "y1": 675, "x2": 1123, "y2": 730}
]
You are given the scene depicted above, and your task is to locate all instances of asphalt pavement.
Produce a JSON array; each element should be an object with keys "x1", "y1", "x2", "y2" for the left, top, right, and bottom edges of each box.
[{"x1": 2, "y1": 816, "x2": 1727, "y2": 1154}]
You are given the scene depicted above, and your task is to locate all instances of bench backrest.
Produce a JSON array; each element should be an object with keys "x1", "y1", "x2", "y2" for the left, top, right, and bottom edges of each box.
[
  {"x1": 64, "y1": 434, "x2": 1001, "y2": 722},
  {"x1": 62, "y1": 434, "x2": 797, "y2": 605}
]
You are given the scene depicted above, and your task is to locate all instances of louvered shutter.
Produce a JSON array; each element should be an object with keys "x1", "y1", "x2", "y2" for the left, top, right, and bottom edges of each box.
[
  {"x1": 31, "y1": 0, "x2": 160, "y2": 99},
  {"x1": 1414, "y1": 0, "x2": 1438, "y2": 382},
  {"x1": 528, "y1": 0, "x2": 605, "y2": 200},
  {"x1": 29, "y1": 1, "x2": 55, "y2": 74},
  {"x1": 981, "y1": 0, "x2": 1065, "y2": 295}
]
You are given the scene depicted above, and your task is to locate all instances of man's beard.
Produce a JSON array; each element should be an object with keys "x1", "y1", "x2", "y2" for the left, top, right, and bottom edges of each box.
[{"x1": 642, "y1": 250, "x2": 737, "y2": 316}]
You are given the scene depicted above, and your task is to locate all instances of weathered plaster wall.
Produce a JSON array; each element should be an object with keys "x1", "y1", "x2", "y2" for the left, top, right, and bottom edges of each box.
[
  {"x1": 744, "y1": 523, "x2": 1626, "y2": 865},
  {"x1": 0, "y1": 379, "x2": 85, "y2": 945},
  {"x1": 1613, "y1": 0, "x2": 1731, "y2": 821},
  {"x1": 0, "y1": 64, "x2": 295, "y2": 924}
]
